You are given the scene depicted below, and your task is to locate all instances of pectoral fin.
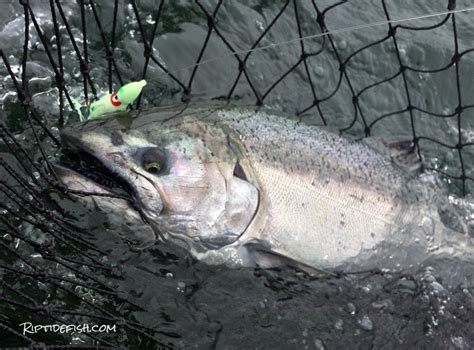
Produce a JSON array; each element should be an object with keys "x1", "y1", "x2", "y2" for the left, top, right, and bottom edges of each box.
[{"x1": 243, "y1": 241, "x2": 335, "y2": 278}]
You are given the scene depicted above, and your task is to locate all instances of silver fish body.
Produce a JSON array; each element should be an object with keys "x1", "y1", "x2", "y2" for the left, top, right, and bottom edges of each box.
[{"x1": 54, "y1": 103, "x2": 471, "y2": 273}]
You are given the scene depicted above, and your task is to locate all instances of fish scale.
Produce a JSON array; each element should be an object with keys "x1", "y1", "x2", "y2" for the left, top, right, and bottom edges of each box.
[
  {"x1": 250, "y1": 160, "x2": 404, "y2": 268},
  {"x1": 220, "y1": 108, "x2": 406, "y2": 193},
  {"x1": 56, "y1": 104, "x2": 471, "y2": 272},
  {"x1": 216, "y1": 108, "x2": 416, "y2": 269}
]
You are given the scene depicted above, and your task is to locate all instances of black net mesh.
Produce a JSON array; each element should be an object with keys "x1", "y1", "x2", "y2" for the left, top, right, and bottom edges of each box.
[{"x1": 1, "y1": 0, "x2": 474, "y2": 348}]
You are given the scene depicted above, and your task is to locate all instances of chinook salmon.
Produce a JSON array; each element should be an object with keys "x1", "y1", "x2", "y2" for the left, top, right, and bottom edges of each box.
[{"x1": 53, "y1": 103, "x2": 472, "y2": 274}]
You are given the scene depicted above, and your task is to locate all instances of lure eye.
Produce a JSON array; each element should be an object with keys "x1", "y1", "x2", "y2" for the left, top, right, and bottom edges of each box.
[
  {"x1": 141, "y1": 147, "x2": 167, "y2": 175},
  {"x1": 110, "y1": 92, "x2": 121, "y2": 107}
]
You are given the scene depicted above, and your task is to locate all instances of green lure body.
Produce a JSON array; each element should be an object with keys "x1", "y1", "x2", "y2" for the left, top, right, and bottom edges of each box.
[{"x1": 80, "y1": 80, "x2": 147, "y2": 121}]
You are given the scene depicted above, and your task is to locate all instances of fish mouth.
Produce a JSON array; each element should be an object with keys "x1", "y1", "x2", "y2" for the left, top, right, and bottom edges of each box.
[
  {"x1": 52, "y1": 136, "x2": 136, "y2": 201},
  {"x1": 54, "y1": 151, "x2": 133, "y2": 199},
  {"x1": 52, "y1": 134, "x2": 161, "y2": 249}
]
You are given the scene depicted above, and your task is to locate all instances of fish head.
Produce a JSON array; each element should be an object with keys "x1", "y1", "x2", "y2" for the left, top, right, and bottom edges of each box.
[{"x1": 53, "y1": 108, "x2": 259, "y2": 252}]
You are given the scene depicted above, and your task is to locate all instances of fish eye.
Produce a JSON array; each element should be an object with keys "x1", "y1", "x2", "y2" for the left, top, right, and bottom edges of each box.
[
  {"x1": 144, "y1": 161, "x2": 162, "y2": 173},
  {"x1": 141, "y1": 147, "x2": 167, "y2": 175}
]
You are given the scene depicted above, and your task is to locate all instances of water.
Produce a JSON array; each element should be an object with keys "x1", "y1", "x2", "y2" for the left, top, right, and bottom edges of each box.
[{"x1": 1, "y1": 0, "x2": 474, "y2": 348}]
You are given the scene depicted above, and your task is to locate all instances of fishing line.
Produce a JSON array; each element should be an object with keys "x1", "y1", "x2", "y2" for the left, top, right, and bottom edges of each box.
[{"x1": 157, "y1": 6, "x2": 474, "y2": 77}]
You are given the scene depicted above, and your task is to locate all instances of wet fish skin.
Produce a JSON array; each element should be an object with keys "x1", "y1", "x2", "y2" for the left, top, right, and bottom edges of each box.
[{"x1": 55, "y1": 103, "x2": 470, "y2": 272}]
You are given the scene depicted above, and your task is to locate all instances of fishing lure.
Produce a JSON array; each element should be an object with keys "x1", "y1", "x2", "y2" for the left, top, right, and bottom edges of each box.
[{"x1": 77, "y1": 80, "x2": 147, "y2": 121}]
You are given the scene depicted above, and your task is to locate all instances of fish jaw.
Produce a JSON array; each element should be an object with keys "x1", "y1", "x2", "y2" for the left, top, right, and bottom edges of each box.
[
  {"x1": 51, "y1": 162, "x2": 157, "y2": 248},
  {"x1": 56, "y1": 126, "x2": 164, "y2": 220}
]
